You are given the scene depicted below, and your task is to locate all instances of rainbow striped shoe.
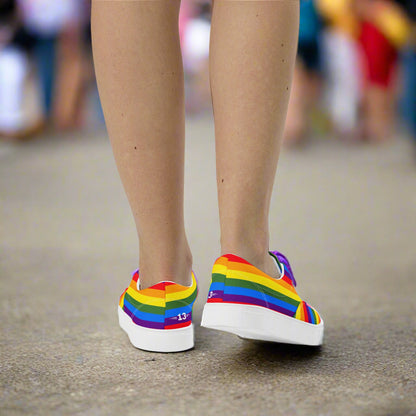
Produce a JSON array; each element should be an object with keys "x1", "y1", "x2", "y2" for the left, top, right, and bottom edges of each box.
[
  {"x1": 201, "y1": 251, "x2": 324, "y2": 346},
  {"x1": 118, "y1": 269, "x2": 198, "y2": 352}
]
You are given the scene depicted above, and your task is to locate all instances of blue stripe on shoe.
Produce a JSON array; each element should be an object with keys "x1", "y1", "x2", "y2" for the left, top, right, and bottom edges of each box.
[
  {"x1": 123, "y1": 298, "x2": 165, "y2": 323},
  {"x1": 208, "y1": 282, "x2": 225, "y2": 292},
  {"x1": 223, "y1": 286, "x2": 298, "y2": 312},
  {"x1": 165, "y1": 304, "x2": 193, "y2": 319}
]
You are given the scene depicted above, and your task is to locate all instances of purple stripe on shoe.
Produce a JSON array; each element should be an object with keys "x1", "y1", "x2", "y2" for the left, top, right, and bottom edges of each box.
[
  {"x1": 207, "y1": 290, "x2": 223, "y2": 300},
  {"x1": 132, "y1": 314, "x2": 165, "y2": 329},
  {"x1": 165, "y1": 312, "x2": 192, "y2": 327},
  {"x1": 271, "y1": 250, "x2": 296, "y2": 286},
  {"x1": 222, "y1": 294, "x2": 294, "y2": 317},
  {"x1": 306, "y1": 303, "x2": 313, "y2": 324},
  {"x1": 123, "y1": 304, "x2": 165, "y2": 329}
]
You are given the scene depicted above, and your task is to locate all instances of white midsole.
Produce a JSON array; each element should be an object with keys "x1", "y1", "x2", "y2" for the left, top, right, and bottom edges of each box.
[
  {"x1": 201, "y1": 302, "x2": 324, "y2": 346},
  {"x1": 118, "y1": 306, "x2": 194, "y2": 353}
]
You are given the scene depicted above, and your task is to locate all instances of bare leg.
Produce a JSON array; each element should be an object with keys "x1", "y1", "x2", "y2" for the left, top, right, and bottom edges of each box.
[
  {"x1": 363, "y1": 86, "x2": 394, "y2": 142},
  {"x1": 91, "y1": 0, "x2": 192, "y2": 288},
  {"x1": 284, "y1": 61, "x2": 308, "y2": 145},
  {"x1": 210, "y1": 0, "x2": 299, "y2": 278},
  {"x1": 285, "y1": 62, "x2": 322, "y2": 146}
]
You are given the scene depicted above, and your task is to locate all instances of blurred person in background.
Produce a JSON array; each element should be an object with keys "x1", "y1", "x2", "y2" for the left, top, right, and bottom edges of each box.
[
  {"x1": 396, "y1": 0, "x2": 416, "y2": 149},
  {"x1": 0, "y1": 0, "x2": 36, "y2": 139},
  {"x1": 178, "y1": 0, "x2": 192, "y2": 48},
  {"x1": 285, "y1": 0, "x2": 323, "y2": 146},
  {"x1": 182, "y1": 0, "x2": 211, "y2": 115},
  {"x1": 355, "y1": 0, "x2": 411, "y2": 142},
  {"x1": 18, "y1": 0, "x2": 90, "y2": 131},
  {"x1": 317, "y1": 0, "x2": 361, "y2": 141},
  {"x1": 52, "y1": 0, "x2": 91, "y2": 131}
]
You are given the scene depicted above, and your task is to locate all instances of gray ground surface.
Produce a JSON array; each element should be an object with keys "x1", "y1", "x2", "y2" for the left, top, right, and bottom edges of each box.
[{"x1": 1, "y1": 115, "x2": 416, "y2": 416}]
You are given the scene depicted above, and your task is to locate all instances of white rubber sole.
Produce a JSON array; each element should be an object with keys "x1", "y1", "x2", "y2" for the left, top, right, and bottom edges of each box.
[
  {"x1": 201, "y1": 302, "x2": 324, "y2": 346},
  {"x1": 118, "y1": 306, "x2": 194, "y2": 352}
]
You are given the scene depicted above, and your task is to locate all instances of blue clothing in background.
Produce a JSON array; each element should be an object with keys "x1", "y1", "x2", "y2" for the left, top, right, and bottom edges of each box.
[
  {"x1": 298, "y1": 0, "x2": 323, "y2": 72},
  {"x1": 33, "y1": 36, "x2": 57, "y2": 117},
  {"x1": 299, "y1": 0, "x2": 322, "y2": 44},
  {"x1": 400, "y1": 49, "x2": 416, "y2": 140}
]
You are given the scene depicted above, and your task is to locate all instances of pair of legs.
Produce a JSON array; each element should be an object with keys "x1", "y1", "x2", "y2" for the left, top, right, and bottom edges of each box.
[{"x1": 91, "y1": 0, "x2": 299, "y2": 288}]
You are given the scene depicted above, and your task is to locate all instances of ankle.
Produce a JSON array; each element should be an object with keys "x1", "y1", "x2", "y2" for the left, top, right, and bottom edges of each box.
[
  {"x1": 220, "y1": 245, "x2": 281, "y2": 279},
  {"x1": 220, "y1": 234, "x2": 269, "y2": 263},
  {"x1": 138, "y1": 246, "x2": 193, "y2": 289}
]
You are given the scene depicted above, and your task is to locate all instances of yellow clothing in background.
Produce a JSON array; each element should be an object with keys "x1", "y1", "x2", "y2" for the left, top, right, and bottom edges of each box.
[
  {"x1": 372, "y1": 2, "x2": 410, "y2": 47},
  {"x1": 316, "y1": 0, "x2": 359, "y2": 37}
]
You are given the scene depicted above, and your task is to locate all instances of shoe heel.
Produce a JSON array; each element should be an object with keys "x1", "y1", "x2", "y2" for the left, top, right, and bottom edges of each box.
[{"x1": 119, "y1": 307, "x2": 194, "y2": 352}]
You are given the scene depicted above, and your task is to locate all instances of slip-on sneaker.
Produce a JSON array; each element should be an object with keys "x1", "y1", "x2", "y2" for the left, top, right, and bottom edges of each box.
[
  {"x1": 201, "y1": 251, "x2": 323, "y2": 346},
  {"x1": 119, "y1": 269, "x2": 198, "y2": 352}
]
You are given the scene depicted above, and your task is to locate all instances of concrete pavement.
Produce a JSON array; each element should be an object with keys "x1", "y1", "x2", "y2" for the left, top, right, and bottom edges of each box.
[{"x1": 1, "y1": 115, "x2": 416, "y2": 415}]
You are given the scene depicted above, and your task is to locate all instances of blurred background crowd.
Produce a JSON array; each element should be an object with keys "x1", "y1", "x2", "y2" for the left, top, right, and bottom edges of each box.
[{"x1": 0, "y1": 0, "x2": 415, "y2": 149}]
